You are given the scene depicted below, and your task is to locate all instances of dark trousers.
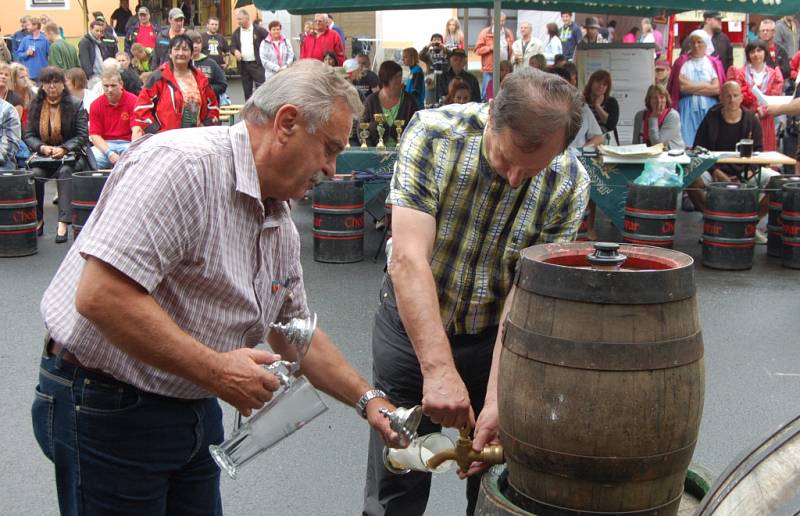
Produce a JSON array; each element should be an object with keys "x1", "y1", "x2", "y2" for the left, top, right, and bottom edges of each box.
[
  {"x1": 363, "y1": 276, "x2": 496, "y2": 516},
  {"x1": 32, "y1": 164, "x2": 74, "y2": 223},
  {"x1": 32, "y1": 346, "x2": 224, "y2": 516},
  {"x1": 240, "y1": 60, "x2": 265, "y2": 100}
]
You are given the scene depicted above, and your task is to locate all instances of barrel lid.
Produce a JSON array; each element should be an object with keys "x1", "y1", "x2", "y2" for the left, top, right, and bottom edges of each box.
[
  {"x1": 516, "y1": 242, "x2": 695, "y2": 304},
  {"x1": 0, "y1": 170, "x2": 33, "y2": 178},
  {"x1": 784, "y1": 182, "x2": 800, "y2": 192},
  {"x1": 73, "y1": 171, "x2": 111, "y2": 178}
]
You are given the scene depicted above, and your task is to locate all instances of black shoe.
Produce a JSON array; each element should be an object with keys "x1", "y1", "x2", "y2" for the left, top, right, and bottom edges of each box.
[
  {"x1": 37, "y1": 221, "x2": 44, "y2": 236},
  {"x1": 55, "y1": 229, "x2": 68, "y2": 243}
]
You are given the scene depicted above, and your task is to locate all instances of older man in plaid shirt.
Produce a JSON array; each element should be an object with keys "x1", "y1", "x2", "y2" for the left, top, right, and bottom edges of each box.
[{"x1": 363, "y1": 67, "x2": 590, "y2": 516}]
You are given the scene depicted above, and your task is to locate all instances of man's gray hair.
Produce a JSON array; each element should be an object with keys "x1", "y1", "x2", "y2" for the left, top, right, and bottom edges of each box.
[
  {"x1": 236, "y1": 8, "x2": 250, "y2": 19},
  {"x1": 491, "y1": 67, "x2": 583, "y2": 152},
  {"x1": 242, "y1": 59, "x2": 363, "y2": 133},
  {"x1": 760, "y1": 19, "x2": 776, "y2": 29},
  {"x1": 101, "y1": 67, "x2": 122, "y2": 82}
]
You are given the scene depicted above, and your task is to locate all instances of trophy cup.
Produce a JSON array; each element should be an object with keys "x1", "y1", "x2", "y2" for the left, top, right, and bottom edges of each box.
[
  {"x1": 394, "y1": 120, "x2": 405, "y2": 145},
  {"x1": 209, "y1": 314, "x2": 328, "y2": 480},
  {"x1": 374, "y1": 113, "x2": 387, "y2": 149},
  {"x1": 359, "y1": 122, "x2": 370, "y2": 149}
]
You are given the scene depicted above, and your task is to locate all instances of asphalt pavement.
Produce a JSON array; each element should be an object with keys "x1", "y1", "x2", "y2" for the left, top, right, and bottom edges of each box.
[{"x1": 1, "y1": 80, "x2": 798, "y2": 515}]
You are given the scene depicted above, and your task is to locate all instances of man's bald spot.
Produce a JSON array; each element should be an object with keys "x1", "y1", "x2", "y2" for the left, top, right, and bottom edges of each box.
[{"x1": 722, "y1": 81, "x2": 741, "y2": 95}]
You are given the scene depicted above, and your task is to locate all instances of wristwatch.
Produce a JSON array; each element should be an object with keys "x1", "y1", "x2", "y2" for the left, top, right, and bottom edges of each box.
[{"x1": 356, "y1": 389, "x2": 387, "y2": 419}]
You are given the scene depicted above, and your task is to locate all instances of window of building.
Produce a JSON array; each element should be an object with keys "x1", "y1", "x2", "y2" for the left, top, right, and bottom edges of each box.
[
  {"x1": 29, "y1": 0, "x2": 68, "y2": 8},
  {"x1": 457, "y1": 8, "x2": 518, "y2": 47}
]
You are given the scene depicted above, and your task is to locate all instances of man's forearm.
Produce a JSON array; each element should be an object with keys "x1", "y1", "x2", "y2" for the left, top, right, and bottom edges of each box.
[
  {"x1": 90, "y1": 134, "x2": 109, "y2": 154},
  {"x1": 769, "y1": 97, "x2": 800, "y2": 117},
  {"x1": 75, "y1": 257, "x2": 220, "y2": 390},
  {"x1": 390, "y1": 255, "x2": 454, "y2": 374},
  {"x1": 272, "y1": 329, "x2": 370, "y2": 406}
]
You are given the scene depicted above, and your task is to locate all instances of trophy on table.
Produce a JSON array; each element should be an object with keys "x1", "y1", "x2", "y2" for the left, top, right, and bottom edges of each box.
[
  {"x1": 359, "y1": 122, "x2": 371, "y2": 149},
  {"x1": 394, "y1": 120, "x2": 405, "y2": 145},
  {"x1": 374, "y1": 113, "x2": 387, "y2": 149}
]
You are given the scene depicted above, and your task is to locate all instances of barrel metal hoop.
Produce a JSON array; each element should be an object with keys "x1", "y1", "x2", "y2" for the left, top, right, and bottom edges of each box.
[
  {"x1": 0, "y1": 201, "x2": 37, "y2": 209},
  {"x1": 312, "y1": 207, "x2": 364, "y2": 215},
  {"x1": 515, "y1": 254, "x2": 695, "y2": 305},
  {"x1": 702, "y1": 236, "x2": 755, "y2": 247},
  {"x1": 502, "y1": 319, "x2": 703, "y2": 371},
  {"x1": 502, "y1": 476, "x2": 684, "y2": 515},
  {"x1": 621, "y1": 231, "x2": 675, "y2": 242},
  {"x1": 703, "y1": 213, "x2": 759, "y2": 223},
  {"x1": 694, "y1": 415, "x2": 800, "y2": 516},
  {"x1": 0, "y1": 197, "x2": 36, "y2": 205},
  {"x1": 623, "y1": 210, "x2": 676, "y2": 221},
  {"x1": 499, "y1": 428, "x2": 697, "y2": 482},
  {"x1": 781, "y1": 215, "x2": 800, "y2": 222}
]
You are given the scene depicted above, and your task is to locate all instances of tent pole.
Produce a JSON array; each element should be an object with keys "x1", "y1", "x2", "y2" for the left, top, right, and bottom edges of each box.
[
  {"x1": 464, "y1": 8, "x2": 469, "y2": 56},
  {"x1": 492, "y1": 0, "x2": 501, "y2": 99}
]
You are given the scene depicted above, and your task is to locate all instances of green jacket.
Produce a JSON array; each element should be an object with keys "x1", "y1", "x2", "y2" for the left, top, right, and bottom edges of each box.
[{"x1": 48, "y1": 38, "x2": 80, "y2": 70}]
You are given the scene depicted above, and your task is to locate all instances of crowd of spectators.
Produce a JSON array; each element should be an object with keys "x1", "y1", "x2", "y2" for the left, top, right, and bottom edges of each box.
[{"x1": 2, "y1": 7, "x2": 799, "y2": 245}]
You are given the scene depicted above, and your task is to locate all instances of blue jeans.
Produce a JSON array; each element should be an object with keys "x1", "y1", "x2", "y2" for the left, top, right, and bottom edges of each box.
[
  {"x1": 90, "y1": 140, "x2": 130, "y2": 169},
  {"x1": 32, "y1": 345, "x2": 224, "y2": 516},
  {"x1": 481, "y1": 72, "x2": 493, "y2": 101}
]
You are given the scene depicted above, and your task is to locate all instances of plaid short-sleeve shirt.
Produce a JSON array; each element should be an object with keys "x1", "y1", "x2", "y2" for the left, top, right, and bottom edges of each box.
[
  {"x1": 390, "y1": 103, "x2": 589, "y2": 335},
  {"x1": 40, "y1": 123, "x2": 309, "y2": 399}
]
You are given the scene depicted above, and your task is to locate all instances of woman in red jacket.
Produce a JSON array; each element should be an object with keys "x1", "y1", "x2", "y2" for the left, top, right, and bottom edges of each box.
[
  {"x1": 727, "y1": 39, "x2": 784, "y2": 151},
  {"x1": 132, "y1": 34, "x2": 218, "y2": 139}
]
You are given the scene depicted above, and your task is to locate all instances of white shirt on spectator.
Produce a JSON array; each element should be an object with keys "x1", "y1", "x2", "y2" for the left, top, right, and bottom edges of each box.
[{"x1": 240, "y1": 26, "x2": 256, "y2": 62}]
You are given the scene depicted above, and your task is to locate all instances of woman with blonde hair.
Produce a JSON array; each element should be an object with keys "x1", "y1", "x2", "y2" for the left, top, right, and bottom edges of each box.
[
  {"x1": 444, "y1": 18, "x2": 464, "y2": 50},
  {"x1": 402, "y1": 47, "x2": 425, "y2": 107},
  {"x1": 10, "y1": 62, "x2": 36, "y2": 129}
]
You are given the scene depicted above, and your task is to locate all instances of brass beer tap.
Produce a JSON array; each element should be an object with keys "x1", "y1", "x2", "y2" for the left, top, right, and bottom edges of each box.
[{"x1": 426, "y1": 425, "x2": 504, "y2": 471}]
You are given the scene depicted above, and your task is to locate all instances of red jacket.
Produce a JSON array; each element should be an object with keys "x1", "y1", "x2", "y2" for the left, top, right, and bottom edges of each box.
[
  {"x1": 133, "y1": 63, "x2": 219, "y2": 133},
  {"x1": 300, "y1": 29, "x2": 345, "y2": 65}
]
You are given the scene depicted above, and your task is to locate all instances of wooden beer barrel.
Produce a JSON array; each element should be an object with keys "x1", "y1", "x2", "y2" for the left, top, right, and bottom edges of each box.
[
  {"x1": 695, "y1": 414, "x2": 800, "y2": 515},
  {"x1": 765, "y1": 175, "x2": 800, "y2": 258},
  {"x1": 0, "y1": 170, "x2": 37, "y2": 257},
  {"x1": 622, "y1": 184, "x2": 678, "y2": 248},
  {"x1": 782, "y1": 182, "x2": 800, "y2": 269},
  {"x1": 477, "y1": 463, "x2": 716, "y2": 516},
  {"x1": 71, "y1": 171, "x2": 111, "y2": 239},
  {"x1": 702, "y1": 183, "x2": 758, "y2": 270},
  {"x1": 499, "y1": 242, "x2": 704, "y2": 515},
  {"x1": 312, "y1": 179, "x2": 364, "y2": 263}
]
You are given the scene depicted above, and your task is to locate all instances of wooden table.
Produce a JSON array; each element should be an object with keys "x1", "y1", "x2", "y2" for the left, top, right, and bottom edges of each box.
[
  {"x1": 218, "y1": 104, "x2": 244, "y2": 126},
  {"x1": 714, "y1": 151, "x2": 796, "y2": 186}
]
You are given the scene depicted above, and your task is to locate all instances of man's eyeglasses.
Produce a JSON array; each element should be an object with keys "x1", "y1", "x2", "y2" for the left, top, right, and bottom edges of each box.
[{"x1": 42, "y1": 81, "x2": 64, "y2": 88}]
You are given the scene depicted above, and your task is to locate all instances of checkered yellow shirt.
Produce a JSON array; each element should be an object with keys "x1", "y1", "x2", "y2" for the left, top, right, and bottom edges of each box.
[{"x1": 389, "y1": 103, "x2": 590, "y2": 335}]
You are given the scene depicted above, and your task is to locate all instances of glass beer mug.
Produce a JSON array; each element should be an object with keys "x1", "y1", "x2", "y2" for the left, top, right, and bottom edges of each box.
[{"x1": 209, "y1": 314, "x2": 328, "y2": 479}]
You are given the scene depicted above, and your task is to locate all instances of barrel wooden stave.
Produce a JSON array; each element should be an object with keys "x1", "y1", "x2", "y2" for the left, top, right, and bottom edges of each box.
[
  {"x1": 477, "y1": 464, "x2": 715, "y2": 516},
  {"x1": 499, "y1": 243, "x2": 704, "y2": 515},
  {"x1": 695, "y1": 415, "x2": 800, "y2": 516}
]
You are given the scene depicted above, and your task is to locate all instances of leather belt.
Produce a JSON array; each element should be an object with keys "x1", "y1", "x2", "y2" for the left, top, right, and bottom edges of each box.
[{"x1": 48, "y1": 339, "x2": 113, "y2": 378}]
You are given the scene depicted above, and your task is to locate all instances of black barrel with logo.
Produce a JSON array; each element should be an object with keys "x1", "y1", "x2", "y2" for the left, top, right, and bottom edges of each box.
[
  {"x1": 71, "y1": 171, "x2": 111, "y2": 239},
  {"x1": 312, "y1": 179, "x2": 364, "y2": 263},
  {"x1": 766, "y1": 175, "x2": 800, "y2": 257},
  {"x1": 781, "y1": 182, "x2": 800, "y2": 269},
  {"x1": 622, "y1": 184, "x2": 678, "y2": 248},
  {"x1": 702, "y1": 183, "x2": 758, "y2": 270},
  {"x1": 0, "y1": 170, "x2": 37, "y2": 257}
]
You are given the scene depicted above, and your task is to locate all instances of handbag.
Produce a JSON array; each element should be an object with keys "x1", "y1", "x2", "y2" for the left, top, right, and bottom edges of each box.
[{"x1": 26, "y1": 152, "x2": 78, "y2": 171}]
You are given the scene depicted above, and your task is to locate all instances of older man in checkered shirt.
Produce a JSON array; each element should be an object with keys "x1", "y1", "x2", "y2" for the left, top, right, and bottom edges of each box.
[{"x1": 33, "y1": 60, "x2": 401, "y2": 516}]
